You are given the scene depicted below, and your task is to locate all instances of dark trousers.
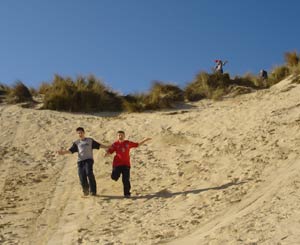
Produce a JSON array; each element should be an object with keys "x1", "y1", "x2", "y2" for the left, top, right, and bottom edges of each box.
[
  {"x1": 77, "y1": 159, "x2": 96, "y2": 195},
  {"x1": 111, "y1": 166, "x2": 131, "y2": 196}
]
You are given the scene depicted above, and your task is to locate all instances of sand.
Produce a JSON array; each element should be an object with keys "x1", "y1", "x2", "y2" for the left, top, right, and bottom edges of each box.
[{"x1": 1, "y1": 75, "x2": 300, "y2": 244}]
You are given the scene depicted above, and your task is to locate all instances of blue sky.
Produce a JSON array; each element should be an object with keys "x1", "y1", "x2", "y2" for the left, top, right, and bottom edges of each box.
[{"x1": 0, "y1": 0, "x2": 299, "y2": 94}]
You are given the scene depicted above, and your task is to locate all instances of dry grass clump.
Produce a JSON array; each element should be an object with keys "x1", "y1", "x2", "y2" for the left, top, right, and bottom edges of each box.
[
  {"x1": 43, "y1": 75, "x2": 122, "y2": 112},
  {"x1": 0, "y1": 83, "x2": 10, "y2": 96},
  {"x1": 123, "y1": 82, "x2": 184, "y2": 112},
  {"x1": 7, "y1": 81, "x2": 33, "y2": 103},
  {"x1": 145, "y1": 82, "x2": 184, "y2": 109},
  {"x1": 268, "y1": 65, "x2": 290, "y2": 86},
  {"x1": 0, "y1": 83, "x2": 10, "y2": 103},
  {"x1": 184, "y1": 72, "x2": 246, "y2": 101},
  {"x1": 266, "y1": 51, "x2": 300, "y2": 86},
  {"x1": 122, "y1": 94, "x2": 148, "y2": 112},
  {"x1": 285, "y1": 51, "x2": 299, "y2": 67}
]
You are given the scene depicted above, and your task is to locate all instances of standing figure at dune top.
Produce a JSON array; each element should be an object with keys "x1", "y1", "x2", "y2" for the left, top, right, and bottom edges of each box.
[
  {"x1": 105, "y1": 130, "x2": 151, "y2": 198},
  {"x1": 57, "y1": 127, "x2": 108, "y2": 197},
  {"x1": 214, "y1": 59, "x2": 228, "y2": 74},
  {"x1": 259, "y1": 69, "x2": 268, "y2": 80}
]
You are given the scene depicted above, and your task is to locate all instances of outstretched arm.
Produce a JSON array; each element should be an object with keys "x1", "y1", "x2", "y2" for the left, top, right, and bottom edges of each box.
[
  {"x1": 58, "y1": 142, "x2": 77, "y2": 155},
  {"x1": 92, "y1": 139, "x2": 110, "y2": 150},
  {"x1": 138, "y1": 138, "x2": 152, "y2": 146},
  {"x1": 57, "y1": 149, "x2": 71, "y2": 155},
  {"x1": 100, "y1": 144, "x2": 110, "y2": 149},
  {"x1": 104, "y1": 144, "x2": 115, "y2": 157}
]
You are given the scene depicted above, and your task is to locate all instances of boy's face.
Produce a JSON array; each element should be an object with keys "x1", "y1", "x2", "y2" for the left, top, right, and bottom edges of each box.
[
  {"x1": 117, "y1": 132, "x2": 125, "y2": 141},
  {"x1": 77, "y1": 130, "x2": 85, "y2": 139}
]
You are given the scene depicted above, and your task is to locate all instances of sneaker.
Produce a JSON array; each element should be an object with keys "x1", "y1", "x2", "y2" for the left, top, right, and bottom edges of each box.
[
  {"x1": 124, "y1": 194, "x2": 131, "y2": 198},
  {"x1": 90, "y1": 193, "x2": 97, "y2": 196}
]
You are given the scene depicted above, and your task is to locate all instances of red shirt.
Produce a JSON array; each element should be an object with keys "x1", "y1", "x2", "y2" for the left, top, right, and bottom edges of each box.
[{"x1": 108, "y1": 140, "x2": 139, "y2": 167}]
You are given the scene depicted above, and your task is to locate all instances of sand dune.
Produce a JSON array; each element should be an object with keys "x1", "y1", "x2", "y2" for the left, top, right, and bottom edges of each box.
[{"x1": 1, "y1": 76, "x2": 300, "y2": 244}]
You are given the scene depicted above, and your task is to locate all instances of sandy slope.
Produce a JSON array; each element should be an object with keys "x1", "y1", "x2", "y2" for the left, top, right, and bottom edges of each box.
[{"x1": 1, "y1": 76, "x2": 300, "y2": 244}]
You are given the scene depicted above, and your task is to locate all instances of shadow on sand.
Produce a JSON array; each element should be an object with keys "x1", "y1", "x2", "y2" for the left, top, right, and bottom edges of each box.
[{"x1": 98, "y1": 181, "x2": 246, "y2": 200}]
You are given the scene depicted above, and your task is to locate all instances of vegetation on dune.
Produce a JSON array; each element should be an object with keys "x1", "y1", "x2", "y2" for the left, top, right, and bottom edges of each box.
[
  {"x1": 285, "y1": 51, "x2": 299, "y2": 67},
  {"x1": 0, "y1": 83, "x2": 10, "y2": 96},
  {"x1": 122, "y1": 82, "x2": 184, "y2": 112},
  {"x1": 0, "y1": 83, "x2": 10, "y2": 103},
  {"x1": 7, "y1": 81, "x2": 33, "y2": 103},
  {"x1": 1, "y1": 51, "x2": 300, "y2": 111},
  {"x1": 184, "y1": 51, "x2": 300, "y2": 102},
  {"x1": 42, "y1": 75, "x2": 122, "y2": 112}
]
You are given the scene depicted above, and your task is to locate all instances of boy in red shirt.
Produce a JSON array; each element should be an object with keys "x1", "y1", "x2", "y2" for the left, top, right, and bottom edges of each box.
[{"x1": 105, "y1": 131, "x2": 151, "y2": 197}]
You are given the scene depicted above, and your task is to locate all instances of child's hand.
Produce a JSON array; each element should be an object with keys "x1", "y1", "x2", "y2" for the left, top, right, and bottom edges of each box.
[{"x1": 57, "y1": 149, "x2": 64, "y2": 155}]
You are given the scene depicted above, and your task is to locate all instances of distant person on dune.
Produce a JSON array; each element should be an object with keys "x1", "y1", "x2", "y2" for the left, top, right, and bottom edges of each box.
[
  {"x1": 105, "y1": 131, "x2": 151, "y2": 198},
  {"x1": 57, "y1": 127, "x2": 108, "y2": 197},
  {"x1": 214, "y1": 59, "x2": 228, "y2": 74},
  {"x1": 259, "y1": 69, "x2": 268, "y2": 80},
  {"x1": 259, "y1": 69, "x2": 268, "y2": 87}
]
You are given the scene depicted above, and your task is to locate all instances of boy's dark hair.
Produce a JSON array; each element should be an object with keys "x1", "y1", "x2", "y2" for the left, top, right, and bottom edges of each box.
[
  {"x1": 117, "y1": 130, "x2": 125, "y2": 134},
  {"x1": 76, "y1": 127, "x2": 85, "y2": 132}
]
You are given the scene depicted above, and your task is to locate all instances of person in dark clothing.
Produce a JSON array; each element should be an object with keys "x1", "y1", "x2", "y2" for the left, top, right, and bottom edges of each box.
[
  {"x1": 105, "y1": 131, "x2": 151, "y2": 198},
  {"x1": 259, "y1": 69, "x2": 268, "y2": 87},
  {"x1": 259, "y1": 69, "x2": 268, "y2": 80},
  {"x1": 57, "y1": 127, "x2": 108, "y2": 196}
]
